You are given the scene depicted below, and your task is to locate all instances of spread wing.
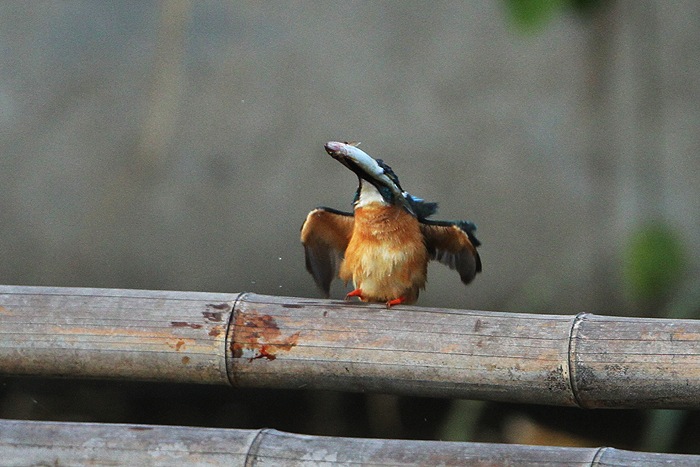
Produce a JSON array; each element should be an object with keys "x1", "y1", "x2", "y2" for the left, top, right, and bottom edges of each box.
[
  {"x1": 300, "y1": 207, "x2": 354, "y2": 297},
  {"x1": 420, "y1": 220, "x2": 482, "y2": 284}
]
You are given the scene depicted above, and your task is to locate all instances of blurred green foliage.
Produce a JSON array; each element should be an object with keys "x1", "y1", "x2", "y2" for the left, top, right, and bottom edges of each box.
[
  {"x1": 504, "y1": 0, "x2": 605, "y2": 31},
  {"x1": 622, "y1": 223, "x2": 686, "y2": 302}
]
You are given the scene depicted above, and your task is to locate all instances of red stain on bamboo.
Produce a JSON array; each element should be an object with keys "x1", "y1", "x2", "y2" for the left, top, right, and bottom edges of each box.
[
  {"x1": 170, "y1": 321, "x2": 203, "y2": 329},
  {"x1": 231, "y1": 311, "x2": 300, "y2": 361},
  {"x1": 208, "y1": 325, "x2": 223, "y2": 337}
]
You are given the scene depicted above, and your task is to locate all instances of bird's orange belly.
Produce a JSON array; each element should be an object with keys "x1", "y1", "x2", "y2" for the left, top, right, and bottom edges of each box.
[{"x1": 340, "y1": 205, "x2": 427, "y2": 303}]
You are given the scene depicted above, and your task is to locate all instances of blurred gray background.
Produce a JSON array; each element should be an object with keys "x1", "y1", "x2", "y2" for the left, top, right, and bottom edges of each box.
[
  {"x1": 1, "y1": 0, "x2": 700, "y2": 452},
  {"x1": 1, "y1": 1, "x2": 698, "y2": 316}
]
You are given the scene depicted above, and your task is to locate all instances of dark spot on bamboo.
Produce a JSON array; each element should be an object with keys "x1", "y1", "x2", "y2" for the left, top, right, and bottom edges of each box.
[
  {"x1": 544, "y1": 366, "x2": 568, "y2": 393},
  {"x1": 203, "y1": 311, "x2": 224, "y2": 322},
  {"x1": 323, "y1": 311, "x2": 328, "y2": 317},
  {"x1": 242, "y1": 314, "x2": 280, "y2": 341},
  {"x1": 474, "y1": 319, "x2": 483, "y2": 332},
  {"x1": 603, "y1": 363, "x2": 626, "y2": 377},
  {"x1": 282, "y1": 304, "x2": 303, "y2": 308},
  {"x1": 207, "y1": 303, "x2": 230, "y2": 311},
  {"x1": 182, "y1": 356, "x2": 190, "y2": 364},
  {"x1": 171, "y1": 321, "x2": 203, "y2": 329},
  {"x1": 209, "y1": 326, "x2": 222, "y2": 337}
]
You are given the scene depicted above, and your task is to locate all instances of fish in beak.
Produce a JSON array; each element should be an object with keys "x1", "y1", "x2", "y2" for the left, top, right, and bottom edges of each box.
[{"x1": 324, "y1": 141, "x2": 416, "y2": 216}]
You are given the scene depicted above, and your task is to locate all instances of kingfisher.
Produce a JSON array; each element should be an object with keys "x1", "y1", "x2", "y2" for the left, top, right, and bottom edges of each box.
[{"x1": 301, "y1": 141, "x2": 482, "y2": 308}]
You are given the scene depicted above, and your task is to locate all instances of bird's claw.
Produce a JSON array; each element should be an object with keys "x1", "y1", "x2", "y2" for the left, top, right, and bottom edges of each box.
[
  {"x1": 345, "y1": 289, "x2": 364, "y2": 301},
  {"x1": 385, "y1": 297, "x2": 406, "y2": 309}
]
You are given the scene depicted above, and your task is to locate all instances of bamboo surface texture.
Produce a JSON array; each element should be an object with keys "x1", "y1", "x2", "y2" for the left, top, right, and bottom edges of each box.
[
  {"x1": 1, "y1": 285, "x2": 699, "y2": 408},
  {"x1": 1, "y1": 419, "x2": 699, "y2": 466}
]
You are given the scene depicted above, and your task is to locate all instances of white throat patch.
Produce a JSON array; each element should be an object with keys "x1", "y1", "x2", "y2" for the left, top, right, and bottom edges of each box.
[{"x1": 356, "y1": 180, "x2": 389, "y2": 207}]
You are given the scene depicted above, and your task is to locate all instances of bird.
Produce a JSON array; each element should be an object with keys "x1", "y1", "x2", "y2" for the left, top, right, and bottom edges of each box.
[{"x1": 301, "y1": 141, "x2": 481, "y2": 308}]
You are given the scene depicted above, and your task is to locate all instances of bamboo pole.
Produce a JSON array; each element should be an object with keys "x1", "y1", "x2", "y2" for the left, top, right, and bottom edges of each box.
[
  {"x1": 1, "y1": 285, "x2": 699, "y2": 408},
  {"x1": 0, "y1": 286, "x2": 234, "y2": 384},
  {"x1": 1, "y1": 419, "x2": 699, "y2": 466}
]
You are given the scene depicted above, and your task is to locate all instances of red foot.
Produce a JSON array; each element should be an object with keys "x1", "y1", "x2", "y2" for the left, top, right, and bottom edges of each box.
[
  {"x1": 345, "y1": 289, "x2": 364, "y2": 301},
  {"x1": 386, "y1": 297, "x2": 406, "y2": 309}
]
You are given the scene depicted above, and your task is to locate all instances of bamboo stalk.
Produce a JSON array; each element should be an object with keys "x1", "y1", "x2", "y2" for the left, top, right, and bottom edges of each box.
[
  {"x1": 1, "y1": 285, "x2": 699, "y2": 408},
  {"x1": 1, "y1": 419, "x2": 698, "y2": 466},
  {"x1": 0, "y1": 286, "x2": 235, "y2": 384}
]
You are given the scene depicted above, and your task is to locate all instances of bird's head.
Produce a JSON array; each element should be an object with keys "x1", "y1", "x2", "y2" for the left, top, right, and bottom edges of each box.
[
  {"x1": 324, "y1": 141, "x2": 437, "y2": 218},
  {"x1": 324, "y1": 141, "x2": 406, "y2": 207}
]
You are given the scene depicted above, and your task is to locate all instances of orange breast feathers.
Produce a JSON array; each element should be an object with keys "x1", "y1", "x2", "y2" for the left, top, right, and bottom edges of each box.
[{"x1": 339, "y1": 204, "x2": 428, "y2": 304}]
